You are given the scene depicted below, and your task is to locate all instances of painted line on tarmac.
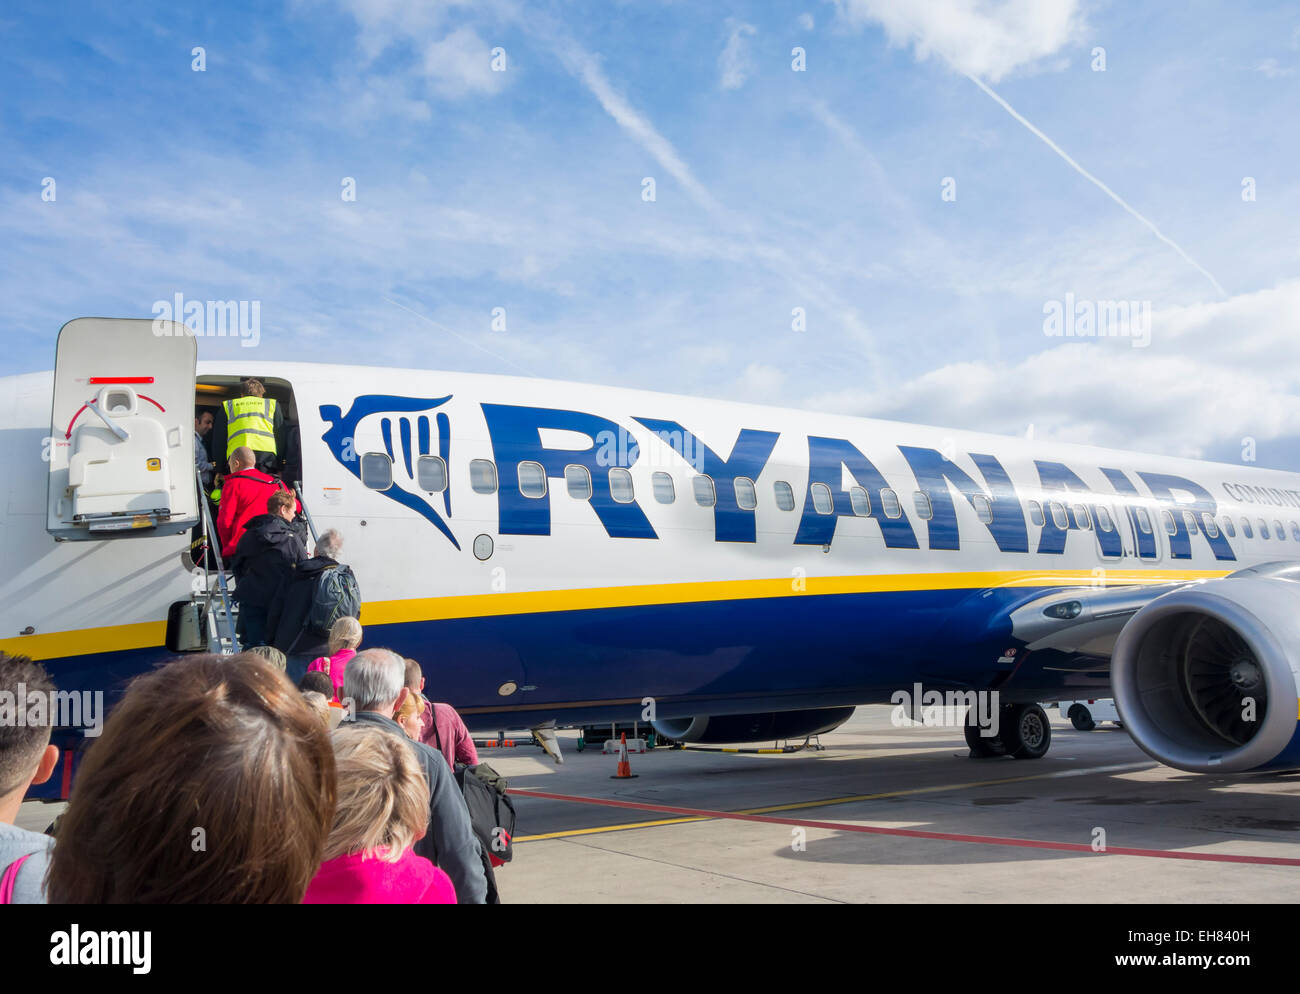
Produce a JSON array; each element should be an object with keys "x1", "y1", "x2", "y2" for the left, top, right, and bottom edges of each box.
[{"x1": 511, "y1": 761, "x2": 1152, "y2": 842}]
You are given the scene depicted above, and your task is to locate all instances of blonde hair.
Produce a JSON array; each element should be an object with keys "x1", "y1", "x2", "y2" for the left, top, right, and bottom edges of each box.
[
  {"x1": 323, "y1": 725, "x2": 429, "y2": 863},
  {"x1": 395, "y1": 690, "x2": 423, "y2": 725},
  {"x1": 301, "y1": 691, "x2": 331, "y2": 726},
  {"x1": 328, "y1": 616, "x2": 362, "y2": 655}
]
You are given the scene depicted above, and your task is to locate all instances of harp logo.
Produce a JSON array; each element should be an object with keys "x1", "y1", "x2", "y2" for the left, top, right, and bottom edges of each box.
[{"x1": 320, "y1": 394, "x2": 460, "y2": 550}]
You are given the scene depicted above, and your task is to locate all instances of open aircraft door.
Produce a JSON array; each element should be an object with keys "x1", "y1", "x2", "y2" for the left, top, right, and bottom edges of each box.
[{"x1": 47, "y1": 317, "x2": 199, "y2": 541}]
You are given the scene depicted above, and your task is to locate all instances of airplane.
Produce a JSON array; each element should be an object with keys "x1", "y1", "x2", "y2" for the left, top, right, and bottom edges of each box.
[{"x1": 4, "y1": 317, "x2": 1300, "y2": 800}]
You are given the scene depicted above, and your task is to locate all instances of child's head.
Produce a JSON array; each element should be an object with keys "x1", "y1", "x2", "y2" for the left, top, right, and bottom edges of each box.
[
  {"x1": 301, "y1": 691, "x2": 331, "y2": 726},
  {"x1": 0, "y1": 653, "x2": 59, "y2": 820},
  {"x1": 394, "y1": 688, "x2": 424, "y2": 740},
  {"x1": 324, "y1": 724, "x2": 429, "y2": 862},
  {"x1": 47, "y1": 653, "x2": 335, "y2": 903},
  {"x1": 328, "y1": 616, "x2": 362, "y2": 656},
  {"x1": 298, "y1": 670, "x2": 334, "y2": 698}
]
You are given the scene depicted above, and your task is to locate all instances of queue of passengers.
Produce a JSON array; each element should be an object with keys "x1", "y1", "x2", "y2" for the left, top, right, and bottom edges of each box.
[{"x1": 0, "y1": 647, "x2": 489, "y2": 904}]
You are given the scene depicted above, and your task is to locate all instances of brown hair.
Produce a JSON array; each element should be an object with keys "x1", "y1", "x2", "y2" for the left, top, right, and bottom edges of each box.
[
  {"x1": 0, "y1": 652, "x2": 55, "y2": 796},
  {"x1": 403, "y1": 657, "x2": 423, "y2": 692},
  {"x1": 267, "y1": 490, "x2": 294, "y2": 515},
  {"x1": 47, "y1": 654, "x2": 335, "y2": 904},
  {"x1": 242, "y1": 378, "x2": 266, "y2": 398},
  {"x1": 323, "y1": 725, "x2": 428, "y2": 863}
]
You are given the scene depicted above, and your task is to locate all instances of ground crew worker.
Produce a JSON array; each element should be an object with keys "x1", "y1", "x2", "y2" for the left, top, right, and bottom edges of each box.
[
  {"x1": 194, "y1": 409, "x2": 216, "y2": 491},
  {"x1": 222, "y1": 378, "x2": 283, "y2": 475}
]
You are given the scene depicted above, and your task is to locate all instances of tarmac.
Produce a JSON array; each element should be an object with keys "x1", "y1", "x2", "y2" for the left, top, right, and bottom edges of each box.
[{"x1": 17, "y1": 705, "x2": 1300, "y2": 903}]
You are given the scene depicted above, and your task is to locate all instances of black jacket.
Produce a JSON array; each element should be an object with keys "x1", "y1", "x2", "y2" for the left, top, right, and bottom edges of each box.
[
  {"x1": 229, "y1": 514, "x2": 306, "y2": 609},
  {"x1": 266, "y1": 555, "x2": 356, "y2": 657}
]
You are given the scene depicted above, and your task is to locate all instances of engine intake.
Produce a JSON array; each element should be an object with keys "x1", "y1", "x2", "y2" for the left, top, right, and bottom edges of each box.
[{"x1": 1112, "y1": 576, "x2": 1300, "y2": 773}]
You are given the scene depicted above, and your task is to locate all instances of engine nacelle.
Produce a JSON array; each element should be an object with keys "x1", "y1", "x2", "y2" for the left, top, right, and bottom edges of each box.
[
  {"x1": 652, "y1": 706, "x2": 855, "y2": 744},
  {"x1": 1112, "y1": 575, "x2": 1300, "y2": 773}
]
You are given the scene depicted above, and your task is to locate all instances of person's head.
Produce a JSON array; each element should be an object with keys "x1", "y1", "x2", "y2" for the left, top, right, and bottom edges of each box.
[
  {"x1": 403, "y1": 657, "x2": 426, "y2": 695},
  {"x1": 242, "y1": 377, "x2": 266, "y2": 398},
  {"x1": 394, "y1": 689, "x2": 423, "y2": 740},
  {"x1": 0, "y1": 653, "x2": 59, "y2": 823},
  {"x1": 343, "y1": 648, "x2": 407, "y2": 717},
  {"x1": 267, "y1": 490, "x2": 295, "y2": 523},
  {"x1": 322, "y1": 725, "x2": 429, "y2": 863},
  {"x1": 47, "y1": 654, "x2": 335, "y2": 904},
  {"x1": 228, "y1": 446, "x2": 255, "y2": 473},
  {"x1": 328, "y1": 616, "x2": 362, "y2": 656},
  {"x1": 194, "y1": 409, "x2": 214, "y2": 436},
  {"x1": 246, "y1": 643, "x2": 286, "y2": 671},
  {"x1": 298, "y1": 670, "x2": 334, "y2": 697},
  {"x1": 301, "y1": 691, "x2": 331, "y2": 726},
  {"x1": 315, "y1": 529, "x2": 344, "y2": 561}
]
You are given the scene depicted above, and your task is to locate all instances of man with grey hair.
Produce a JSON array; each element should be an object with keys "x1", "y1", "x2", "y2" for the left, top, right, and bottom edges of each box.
[
  {"x1": 268, "y1": 528, "x2": 360, "y2": 683},
  {"x1": 344, "y1": 648, "x2": 489, "y2": 904}
]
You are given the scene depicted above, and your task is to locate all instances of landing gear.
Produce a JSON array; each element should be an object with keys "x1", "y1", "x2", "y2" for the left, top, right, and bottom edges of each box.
[
  {"x1": 1000, "y1": 703, "x2": 1052, "y2": 759},
  {"x1": 965, "y1": 703, "x2": 1052, "y2": 759},
  {"x1": 1068, "y1": 703, "x2": 1096, "y2": 731},
  {"x1": 964, "y1": 710, "x2": 1006, "y2": 758}
]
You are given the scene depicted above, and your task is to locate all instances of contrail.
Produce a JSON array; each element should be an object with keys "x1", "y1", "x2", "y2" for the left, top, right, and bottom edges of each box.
[{"x1": 963, "y1": 71, "x2": 1227, "y2": 298}]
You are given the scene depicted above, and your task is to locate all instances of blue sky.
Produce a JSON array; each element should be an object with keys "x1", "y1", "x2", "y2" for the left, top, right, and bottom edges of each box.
[{"x1": 3, "y1": 0, "x2": 1299, "y2": 466}]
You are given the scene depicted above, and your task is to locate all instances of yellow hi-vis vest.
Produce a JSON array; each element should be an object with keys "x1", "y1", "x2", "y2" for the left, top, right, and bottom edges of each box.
[{"x1": 223, "y1": 396, "x2": 277, "y2": 457}]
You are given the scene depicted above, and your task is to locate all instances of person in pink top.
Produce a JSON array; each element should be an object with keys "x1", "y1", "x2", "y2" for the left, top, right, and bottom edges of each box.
[
  {"x1": 404, "y1": 658, "x2": 479, "y2": 770},
  {"x1": 303, "y1": 724, "x2": 456, "y2": 904},
  {"x1": 306, "y1": 617, "x2": 362, "y2": 700}
]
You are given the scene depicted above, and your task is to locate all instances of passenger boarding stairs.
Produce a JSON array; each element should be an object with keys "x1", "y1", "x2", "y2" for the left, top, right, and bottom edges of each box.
[{"x1": 186, "y1": 475, "x2": 320, "y2": 656}]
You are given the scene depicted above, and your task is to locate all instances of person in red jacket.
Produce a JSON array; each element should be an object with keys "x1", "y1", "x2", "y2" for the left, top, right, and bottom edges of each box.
[{"x1": 216, "y1": 446, "x2": 299, "y2": 557}]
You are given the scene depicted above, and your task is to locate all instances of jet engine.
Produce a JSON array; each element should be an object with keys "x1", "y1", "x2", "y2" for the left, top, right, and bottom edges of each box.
[
  {"x1": 651, "y1": 706, "x2": 855, "y2": 744},
  {"x1": 1112, "y1": 573, "x2": 1300, "y2": 773}
]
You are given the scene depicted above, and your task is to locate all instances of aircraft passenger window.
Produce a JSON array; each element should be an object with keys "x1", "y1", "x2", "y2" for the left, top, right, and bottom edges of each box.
[
  {"x1": 1275, "y1": 520, "x2": 1286, "y2": 540},
  {"x1": 810, "y1": 483, "x2": 834, "y2": 515},
  {"x1": 416, "y1": 455, "x2": 447, "y2": 493},
  {"x1": 913, "y1": 491, "x2": 933, "y2": 520},
  {"x1": 565, "y1": 464, "x2": 592, "y2": 501},
  {"x1": 693, "y1": 475, "x2": 716, "y2": 507},
  {"x1": 1182, "y1": 510, "x2": 1198, "y2": 534},
  {"x1": 1292, "y1": 523, "x2": 1300, "y2": 542},
  {"x1": 518, "y1": 461, "x2": 547, "y2": 499},
  {"x1": 774, "y1": 481, "x2": 796, "y2": 511},
  {"x1": 361, "y1": 452, "x2": 393, "y2": 491},
  {"x1": 1027, "y1": 500, "x2": 1044, "y2": 526},
  {"x1": 735, "y1": 477, "x2": 758, "y2": 510},
  {"x1": 1258, "y1": 519, "x2": 1270, "y2": 539},
  {"x1": 469, "y1": 459, "x2": 498, "y2": 495},
  {"x1": 1048, "y1": 502, "x2": 1069, "y2": 530},
  {"x1": 1241, "y1": 518, "x2": 1253, "y2": 538},
  {"x1": 849, "y1": 486, "x2": 871, "y2": 516},
  {"x1": 1095, "y1": 506, "x2": 1114, "y2": 532},
  {"x1": 1162, "y1": 510, "x2": 1176, "y2": 535},
  {"x1": 972, "y1": 494, "x2": 993, "y2": 524},
  {"x1": 1221, "y1": 515, "x2": 1236, "y2": 538},
  {"x1": 1200, "y1": 513, "x2": 1219, "y2": 539},
  {"x1": 609, "y1": 468, "x2": 635, "y2": 503},
  {"x1": 1135, "y1": 507, "x2": 1153, "y2": 534},
  {"x1": 881, "y1": 488, "x2": 902, "y2": 519},
  {"x1": 1072, "y1": 504, "x2": 1092, "y2": 530},
  {"x1": 651, "y1": 471, "x2": 675, "y2": 504}
]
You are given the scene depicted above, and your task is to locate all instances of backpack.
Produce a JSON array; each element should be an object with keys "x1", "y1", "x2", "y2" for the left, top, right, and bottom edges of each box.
[
  {"x1": 307, "y1": 563, "x2": 360, "y2": 637},
  {"x1": 453, "y1": 762, "x2": 515, "y2": 905}
]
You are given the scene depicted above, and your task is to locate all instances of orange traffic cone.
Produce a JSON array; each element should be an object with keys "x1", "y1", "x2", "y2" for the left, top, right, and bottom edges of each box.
[{"x1": 610, "y1": 732, "x2": 638, "y2": 779}]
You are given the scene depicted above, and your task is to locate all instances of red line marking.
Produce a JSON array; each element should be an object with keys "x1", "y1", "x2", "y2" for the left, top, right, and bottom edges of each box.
[
  {"x1": 508, "y1": 788, "x2": 1300, "y2": 867},
  {"x1": 138, "y1": 394, "x2": 165, "y2": 412},
  {"x1": 64, "y1": 403, "x2": 89, "y2": 439},
  {"x1": 89, "y1": 376, "x2": 154, "y2": 384}
]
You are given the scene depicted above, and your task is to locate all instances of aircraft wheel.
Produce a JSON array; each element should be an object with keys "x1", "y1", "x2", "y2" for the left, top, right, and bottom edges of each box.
[
  {"x1": 1069, "y1": 703, "x2": 1096, "y2": 731},
  {"x1": 1000, "y1": 703, "x2": 1052, "y2": 759},
  {"x1": 964, "y1": 708, "x2": 1006, "y2": 758}
]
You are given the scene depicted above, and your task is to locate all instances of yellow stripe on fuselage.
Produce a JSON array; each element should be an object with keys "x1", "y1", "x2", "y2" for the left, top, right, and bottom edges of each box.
[{"x1": 0, "y1": 568, "x2": 1233, "y2": 661}]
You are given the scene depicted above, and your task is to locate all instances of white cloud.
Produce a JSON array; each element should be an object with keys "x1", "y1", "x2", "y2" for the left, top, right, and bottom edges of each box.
[
  {"x1": 719, "y1": 19, "x2": 757, "y2": 90},
  {"x1": 421, "y1": 26, "x2": 505, "y2": 97},
  {"x1": 1255, "y1": 58, "x2": 1294, "y2": 79},
  {"x1": 736, "y1": 361, "x2": 786, "y2": 397},
  {"x1": 833, "y1": 0, "x2": 1083, "y2": 81},
  {"x1": 798, "y1": 12, "x2": 815, "y2": 31},
  {"x1": 807, "y1": 280, "x2": 1300, "y2": 457}
]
